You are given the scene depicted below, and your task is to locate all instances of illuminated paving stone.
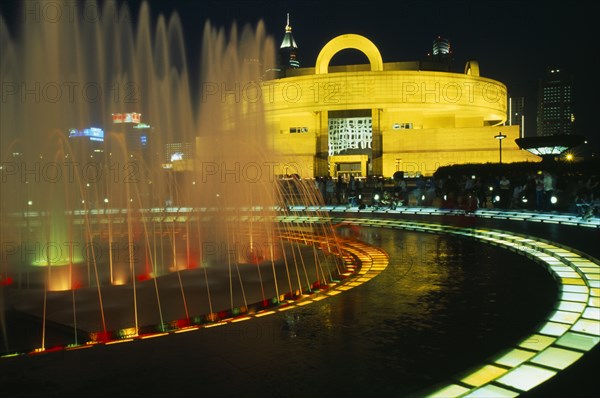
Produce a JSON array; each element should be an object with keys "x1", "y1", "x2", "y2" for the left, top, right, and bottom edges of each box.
[
  {"x1": 460, "y1": 364, "x2": 508, "y2": 387},
  {"x1": 530, "y1": 346, "x2": 583, "y2": 369},
  {"x1": 495, "y1": 364, "x2": 557, "y2": 391},
  {"x1": 555, "y1": 270, "x2": 581, "y2": 278},
  {"x1": 551, "y1": 265, "x2": 578, "y2": 273},
  {"x1": 518, "y1": 334, "x2": 556, "y2": 351},
  {"x1": 426, "y1": 384, "x2": 470, "y2": 398},
  {"x1": 562, "y1": 285, "x2": 589, "y2": 293},
  {"x1": 463, "y1": 384, "x2": 519, "y2": 397},
  {"x1": 571, "y1": 318, "x2": 600, "y2": 335},
  {"x1": 559, "y1": 292, "x2": 588, "y2": 303},
  {"x1": 538, "y1": 322, "x2": 571, "y2": 337},
  {"x1": 555, "y1": 332, "x2": 600, "y2": 351},
  {"x1": 561, "y1": 277, "x2": 587, "y2": 286},
  {"x1": 582, "y1": 307, "x2": 600, "y2": 320},
  {"x1": 494, "y1": 348, "x2": 537, "y2": 367},
  {"x1": 549, "y1": 310, "x2": 581, "y2": 324},
  {"x1": 557, "y1": 301, "x2": 586, "y2": 312}
]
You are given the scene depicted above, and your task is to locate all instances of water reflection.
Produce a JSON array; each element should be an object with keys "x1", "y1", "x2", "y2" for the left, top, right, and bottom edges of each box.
[{"x1": 271, "y1": 227, "x2": 558, "y2": 396}]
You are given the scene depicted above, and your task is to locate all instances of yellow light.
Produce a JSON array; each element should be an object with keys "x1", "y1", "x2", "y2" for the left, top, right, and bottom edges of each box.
[
  {"x1": 566, "y1": 153, "x2": 573, "y2": 161},
  {"x1": 174, "y1": 326, "x2": 200, "y2": 333},
  {"x1": 140, "y1": 332, "x2": 169, "y2": 339},
  {"x1": 105, "y1": 338, "x2": 133, "y2": 345}
]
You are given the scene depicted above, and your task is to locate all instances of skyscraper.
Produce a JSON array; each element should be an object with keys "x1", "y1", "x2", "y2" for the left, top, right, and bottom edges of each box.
[
  {"x1": 536, "y1": 68, "x2": 575, "y2": 136},
  {"x1": 279, "y1": 13, "x2": 299, "y2": 69}
]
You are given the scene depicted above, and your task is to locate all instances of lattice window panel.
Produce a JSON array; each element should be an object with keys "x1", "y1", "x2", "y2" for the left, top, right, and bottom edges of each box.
[{"x1": 328, "y1": 117, "x2": 372, "y2": 156}]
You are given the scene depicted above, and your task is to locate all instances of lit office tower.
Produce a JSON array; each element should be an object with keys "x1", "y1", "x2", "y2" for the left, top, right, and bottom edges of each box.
[
  {"x1": 536, "y1": 68, "x2": 575, "y2": 136},
  {"x1": 279, "y1": 13, "x2": 299, "y2": 69}
]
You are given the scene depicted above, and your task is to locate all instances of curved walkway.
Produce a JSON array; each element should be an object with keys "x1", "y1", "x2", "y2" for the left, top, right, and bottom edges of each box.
[{"x1": 314, "y1": 206, "x2": 599, "y2": 397}]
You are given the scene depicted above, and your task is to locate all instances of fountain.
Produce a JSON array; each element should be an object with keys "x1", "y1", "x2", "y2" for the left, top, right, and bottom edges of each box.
[{"x1": 0, "y1": 0, "x2": 355, "y2": 354}]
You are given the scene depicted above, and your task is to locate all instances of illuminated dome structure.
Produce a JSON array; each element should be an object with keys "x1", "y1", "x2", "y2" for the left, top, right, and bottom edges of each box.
[
  {"x1": 515, "y1": 134, "x2": 586, "y2": 160},
  {"x1": 262, "y1": 34, "x2": 539, "y2": 178}
]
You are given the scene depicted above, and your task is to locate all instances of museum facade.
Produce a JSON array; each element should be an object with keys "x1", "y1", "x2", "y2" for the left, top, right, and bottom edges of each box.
[{"x1": 260, "y1": 33, "x2": 539, "y2": 178}]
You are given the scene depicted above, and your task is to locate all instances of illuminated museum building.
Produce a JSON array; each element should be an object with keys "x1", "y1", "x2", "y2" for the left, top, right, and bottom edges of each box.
[{"x1": 261, "y1": 20, "x2": 539, "y2": 178}]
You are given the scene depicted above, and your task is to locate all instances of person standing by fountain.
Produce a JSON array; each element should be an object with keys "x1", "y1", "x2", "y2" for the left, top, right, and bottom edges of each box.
[
  {"x1": 498, "y1": 175, "x2": 511, "y2": 209},
  {"x1": 543, "y1": 171, "x2": 555, "y2": 211},
  {"x1": 535, "y1": 172, "x2": 545, "y2": 210},
  {"x1": 325, "y1": 177, "x2": 335, "y2": 205}
]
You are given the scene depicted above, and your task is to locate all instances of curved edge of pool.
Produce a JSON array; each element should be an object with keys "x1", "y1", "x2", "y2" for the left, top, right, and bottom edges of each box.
[{"x1": 314, "y1": 206, "x2": 599, "y2": 398}]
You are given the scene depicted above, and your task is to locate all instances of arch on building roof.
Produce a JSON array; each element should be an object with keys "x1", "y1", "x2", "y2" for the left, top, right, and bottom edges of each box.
[
  {"x1": 315, "y1": 34, "x2": 383, "y2": 74},
  {"x1": 465, "y1": 60, "x2": 480, "y2": 76}
]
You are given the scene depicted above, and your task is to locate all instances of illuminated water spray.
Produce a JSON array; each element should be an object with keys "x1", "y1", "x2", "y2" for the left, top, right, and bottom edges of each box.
[{"x1": 0, "y1": 0, "x2": 350, "y2": 353}]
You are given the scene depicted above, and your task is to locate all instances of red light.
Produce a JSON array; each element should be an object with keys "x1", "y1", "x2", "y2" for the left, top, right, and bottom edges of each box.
[
  {"x1": 137, "y1": 273, "x2": 151, "y2": 281},
  {"x1": 1, "y1": 276, "x2": 13, "y2": 286},
  {"x1": 175, "y1": 318, "x2": 190, "y2": 328},
  {"x1": 92, "y1": 331, "x2": 112, "y2": 342}
]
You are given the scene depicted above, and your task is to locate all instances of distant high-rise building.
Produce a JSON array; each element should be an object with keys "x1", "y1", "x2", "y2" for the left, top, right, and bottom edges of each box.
[
  {"x1": 67, "y1": 126, "x2": 105, "y2": 159},
  {"x1": 507, "y1": 96, "x2": 525, "y2": 138},
  {"x1": 109, "y1": 112, "x2": 156, "y2": 178},
  {"x1": 536, "y1": 68, "x2": 574, "y2": 136},
  {"x1": 432, "y1": 36, "x2": 450, "y2": 57},
  {"x1": 279, "y1": 13, "x2": 299, "y2": 69},
  {"x1": 426, "y1": 36, "x2": 452, "y2": 71}
]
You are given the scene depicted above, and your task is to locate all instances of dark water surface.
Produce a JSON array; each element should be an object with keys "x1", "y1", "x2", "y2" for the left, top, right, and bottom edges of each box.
[{"x1": 0, "y1": 227, "x2": 559, "y2": 397}]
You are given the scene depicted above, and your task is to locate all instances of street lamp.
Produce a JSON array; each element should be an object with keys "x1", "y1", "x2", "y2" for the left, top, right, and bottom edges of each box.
[{"x1": 495, "y1": 132, "x2": 507, "y2": 163}]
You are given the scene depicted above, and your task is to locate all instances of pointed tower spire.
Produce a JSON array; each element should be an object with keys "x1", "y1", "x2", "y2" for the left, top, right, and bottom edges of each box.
[{"x1": 279, "y1": 13, "x2": 299, "y2": 68}]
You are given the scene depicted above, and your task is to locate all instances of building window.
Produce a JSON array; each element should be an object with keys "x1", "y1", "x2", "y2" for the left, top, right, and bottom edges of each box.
[
  {"x1": 392, "y1": 123, "x2": 413, "y2": 130},
  {"x1": 289, "y1": 127, "x2": 308, "y2": 133}
]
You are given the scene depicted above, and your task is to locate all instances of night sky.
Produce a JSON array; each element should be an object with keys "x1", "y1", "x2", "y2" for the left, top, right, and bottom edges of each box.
[
  {"x1": 1, "y1": 0, "x2": 595, "y2": 152},
  {"x1": 134, "y1": 0, "x2": 593, "y2": 145}
]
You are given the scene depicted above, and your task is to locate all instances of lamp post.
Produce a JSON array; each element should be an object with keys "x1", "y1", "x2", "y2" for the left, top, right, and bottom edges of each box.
[{"x1": 495, "y1": 132, "x2": 507, "y2": 163}]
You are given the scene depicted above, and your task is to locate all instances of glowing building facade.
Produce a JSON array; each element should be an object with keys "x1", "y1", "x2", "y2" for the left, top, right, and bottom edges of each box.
[{"x1": 260, "y1": 33, "x2": 539, "y2": 178}]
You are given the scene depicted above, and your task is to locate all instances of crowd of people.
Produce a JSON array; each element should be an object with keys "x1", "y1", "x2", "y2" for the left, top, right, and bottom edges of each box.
[{"x1": 307, "y1": 162, "x2": 599, "y2": 220}]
